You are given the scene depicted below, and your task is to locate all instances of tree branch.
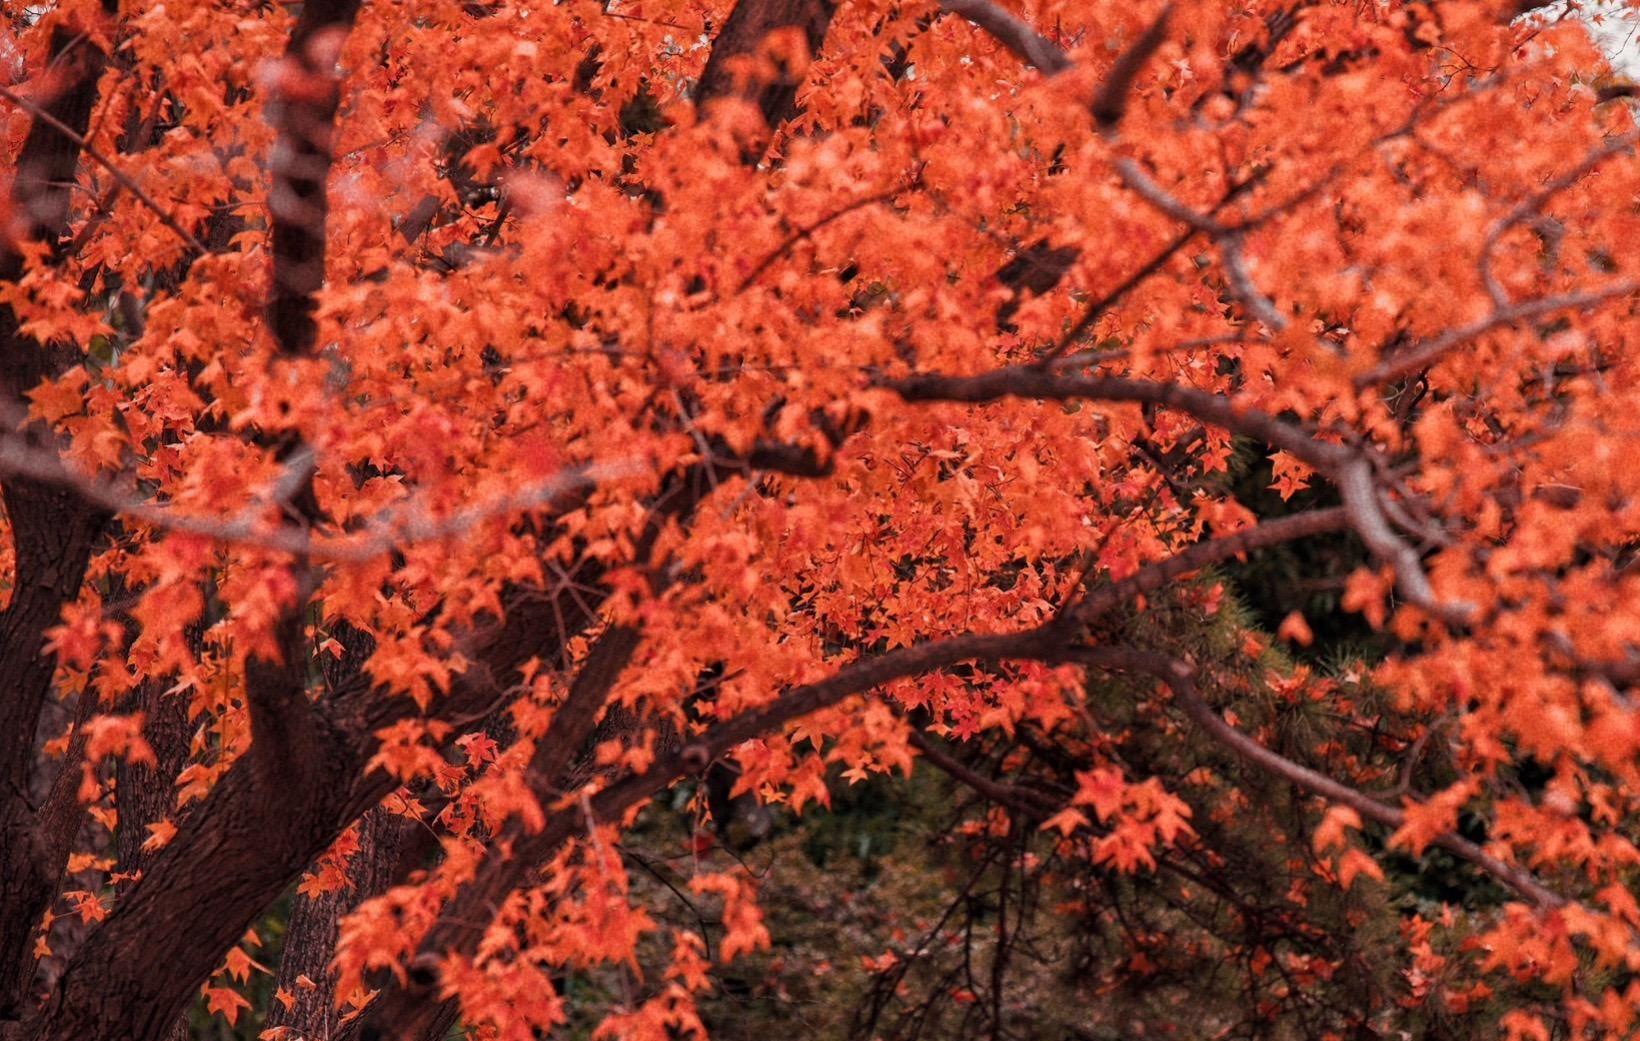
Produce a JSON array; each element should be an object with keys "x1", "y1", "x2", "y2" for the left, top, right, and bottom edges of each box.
[
  {"x1": 0, "y1": 84, "x2": 207, "y2": 257},
  {"x1": 885, "y1": 368, "x2": 1349, "y2": 470},
  {"x1": 1065, "y1": 646, "x2": 1566, "y2": 909},
  {"x1": 266, "y1": 0, "x2": 364, "y2": 356},
  {"x1": 352, "y1": 626, "x2": 1067, "y2": 1040},
  {"x1": 1353, "y1": 282, "x2": 1639, "y2": 388},
  {"x1": 887, "y1": 366, "x2": 1470, "y2": 620},
  {"x1": 1064, "y1": 506, "x2": 1350, "y2": 625},
  {"x1": 908, "y1": 731, "x2": 1056, "y2": 816},
  {"x1": 1477, "y1": 130, "x2": 1639, "y2": 309},
  {"x1": 936, "y1": 0, "x2": 1072, "y2": 76}
]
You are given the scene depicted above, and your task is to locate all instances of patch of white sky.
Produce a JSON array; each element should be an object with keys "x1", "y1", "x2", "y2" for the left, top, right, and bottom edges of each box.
[{"x1": 1534, "y1": 0, "x2": 1640, "y2": 76}]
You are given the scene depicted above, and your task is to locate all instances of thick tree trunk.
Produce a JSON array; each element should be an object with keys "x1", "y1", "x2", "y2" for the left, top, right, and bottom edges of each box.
[
  {"x1": 266, "y1": 808, "x2": 404, "y2": 1041},
  {"x1": 111, "y1": 683, "x2": 196, "y2": 1041},
  {"x1": 112, "y1": 685, "x2": 195, "y2": 877},
  {"x1": 696, "y1": 0, "x2": 837, "y2": 155},
  {"x1": 0, "y1": 24, "x2": 112, "y2": 1026},
  {"x1": 24, "y1": 569, "x2": 614, "y2": 1041}
]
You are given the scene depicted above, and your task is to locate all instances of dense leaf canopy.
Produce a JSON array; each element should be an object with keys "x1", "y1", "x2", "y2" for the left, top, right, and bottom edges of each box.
[{"x1": 2, "y1": 0, "x2": 1639, "y2": 1039}]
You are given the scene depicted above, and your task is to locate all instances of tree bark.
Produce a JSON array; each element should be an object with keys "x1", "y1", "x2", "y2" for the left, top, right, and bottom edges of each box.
[
  {"x1": 0, "y1": 23, "x2": 112, "y2": 1025},
  {"x1": 266, "y1": 808, "x2": 405, "y2": 1041},
  {"x1": 696, "y1": 0, "x2": 837, "y2": 131}
]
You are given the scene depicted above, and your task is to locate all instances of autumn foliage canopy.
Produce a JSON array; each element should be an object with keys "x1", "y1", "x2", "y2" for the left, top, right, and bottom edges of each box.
[{"x1": 2, "y1": 0, "x2": 1640, "y2": 1038}]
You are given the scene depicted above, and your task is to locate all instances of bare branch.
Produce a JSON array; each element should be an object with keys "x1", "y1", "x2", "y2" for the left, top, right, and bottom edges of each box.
[
  {"x1": 735, "y1": 181, "x2": 909, "y2": 294},
  {"x1": 1336, "y1": 459, "x2": 1472, "y2": 622},
  {"x1": 1218, "y1": 231, "x2": 1287, "y2": 332},
  {"x1": 909, "y1": 730, "x2": 1057, "y2": 815},
  {"x1": 886, "y1": 367, "x2": 1350, "y2": 471},
  {"x1": 888, "y1": 367, "x2": 1477, "y2": 622},
  {"x1": 1109, "y1": 157, "x2": 1229, "y2": 234},
  {"x1": 1064, "y1": 506, "x2": 1350, "y2": 625},
  {"x1": 1091, "y1": 6, "x2": 1173, "y2": 129},
  {"x1": 0, "y1": 427, "x2": 634, "y2": 559},
  {"x1": 1478, "y1": 130, "x2": 1639, "y2": 308},
  {"x1": 1036, "y1": 178, "x2": 1262, "y2": 365},
  {"x1": 937, "y1": 0, "x2": 1072, "y2": 76}
]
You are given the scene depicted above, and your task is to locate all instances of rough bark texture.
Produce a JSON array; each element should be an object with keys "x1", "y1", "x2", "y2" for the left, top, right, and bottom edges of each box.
[
  {"x1": 3, "y1": 4, "x2": 833, "y2": 1036},
  {"x1": 0, "y1": 24, "x2": 111, "y2": 1026},
  {"x1": 266, "y1": 0, "x2": 366, "y2": 357},
  {"x1": 113, "y1": 685, "x2": 195, "y2": 879},
  {"x1": 695, "y1": 0, "x2": 837, "y2": 131},
  {"x1": 111, "y1": 683, "x2": 195, "y2": 1041},
  {"x1": 24, "y1": 549, "x2": 616, "y2": 1041},
  {"x1": 266, "y1": 808, "x2": 405, "y2": 1041},
  {"x1": 353, "y1": 624, "x2": 647, "y2": 1041}
]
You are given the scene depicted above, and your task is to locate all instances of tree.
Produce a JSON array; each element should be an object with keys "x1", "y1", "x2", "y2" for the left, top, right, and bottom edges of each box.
[{"x1": 0, "y1": 0, "x2": 1637, "y2": 1038}]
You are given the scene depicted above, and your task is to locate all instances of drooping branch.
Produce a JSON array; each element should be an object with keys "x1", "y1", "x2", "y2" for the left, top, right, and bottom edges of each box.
[
  {"x1": 1064, "y1": 646, "x2": 1566, "y2": 909},
  {"x1": 886, "y1": 368, "x2": 1349, "y2": 471},
  {"x1": 1353, "y1": 281, "x2": 1639, "y2": 388},
  {"x1": 352, "y1": 497, "x2": 1526, "y2": 1036},
  {"x1": 887, "y1": 366, "x2": 1469, "y2": 619},
  {"x1": 352, "y1": 626, "x2": 1069, "y2": 1041},
  {"x1": 907, "y1": 731, "x2": 1057, "y2": 817},
  {"x1": 1477, "y1": 130, "x2": 1640, "y2": 309},
  {"x1": 1063, "y1": 506, "x2": 1350, "y2": 625},
  {"x1": 351, "y1": 623, "x2": 656, "y2": 1041},
  {"x1": 339, "y1": 465, "x2": 1364, "y2": 1037}
]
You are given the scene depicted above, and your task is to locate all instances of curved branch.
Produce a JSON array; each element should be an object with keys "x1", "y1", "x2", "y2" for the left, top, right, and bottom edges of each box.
[
  {"x1": 937, "y1": 0, "x2": 1071, "y2": 76},
  {"x1": 0, "y1": 85, "x2": 207, "y2": 256},
  {"x1": 889, "y1": 367, "x2": 1470, "y2": 621},
  {"x1": 353, "y1": 626, "x2": 1067, "y2": 1041},
  {"x1": 886, "y1": 368, "x2": 1349, "y2": 471},
  {"x1": 1335, "y1": 459, "x2": 1473, "y2": 623},
  {"x1": 1478, "y1": 131, "x2": 1640, "y2": 308},
  {"x1": 1065, "y1": 646, "x2": 1566, "y2": 909},
  {"x1": 908, "y1": 731, "x2": 1057, "y2": 815},
  {"x1": 1066, "y1": 506, "x2": 1350, "y2": 624},
  {"x1": 1353, "y1": 282, "x2": 1639, "y2": 388}
]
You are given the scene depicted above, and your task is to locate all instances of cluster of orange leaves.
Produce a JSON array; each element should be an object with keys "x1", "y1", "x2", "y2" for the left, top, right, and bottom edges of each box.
[{"x1": 6, "y1": 0, "x2": 1640, "y2": 1036}]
